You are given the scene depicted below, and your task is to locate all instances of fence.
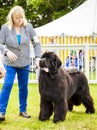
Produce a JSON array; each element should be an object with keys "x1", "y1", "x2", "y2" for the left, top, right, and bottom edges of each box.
[
  {"x1": 38, "y1": 35, "x2": 97, "y2": 45},
  {"x1": 40, "y1": 43, "x2": 97, "y2": 84},
  {"x1": 0, "y1": 43, "x2": 97, "y2": 84}
]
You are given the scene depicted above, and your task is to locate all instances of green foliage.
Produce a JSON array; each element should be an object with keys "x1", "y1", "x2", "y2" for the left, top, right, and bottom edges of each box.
[
  {"x1": 26, "y1": 0, "x2": 86, "y2": 27},
  {"x1": 0, "y1": 8, "x2": 7, "y2": 27},
  {"x1": 0, "y1": 0, "x2": 86, "y2": 28},
  {"x1": 69, "y1": 0, "x2": 87, "y2": 9},
  {"x1": 16, "y1": 0, "x2": 27, "y2": 8},
  {"x1": 0, "y1": 83, "x2": 97, "y2": 130},
  {"x1": 0, "y1": 0, "x2": 15, "y2": 28}
]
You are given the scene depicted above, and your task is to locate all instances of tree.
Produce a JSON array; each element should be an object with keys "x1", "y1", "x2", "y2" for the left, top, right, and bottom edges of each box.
[
  {"x1": 16, "y1": 0, "x2": 27, "y2": 9},
  {"x1": 0, "y1": 0, "x2": 86, "y2": 28},
  {"x1": 26, "y1": 0, "x2": 86, "y2": 28},
  {"x1": 26, "y1": 0, "x2": 69, "y2": 27},
  {"x1": 0, "y1": 0, "x2": 15, "y2": 28}
]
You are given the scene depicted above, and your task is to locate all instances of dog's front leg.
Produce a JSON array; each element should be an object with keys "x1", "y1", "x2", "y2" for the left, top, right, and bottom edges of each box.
[
  {"x1": 39, "y1": 97, "x2": 53, "y2": 121},
  {"x1": 53, "y1": 99, "x2": 68, "y2": 123}
]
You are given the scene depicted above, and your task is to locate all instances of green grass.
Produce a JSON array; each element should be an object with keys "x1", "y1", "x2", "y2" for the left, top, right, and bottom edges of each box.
[
  {"x1": 89, "y1": 71, "x2": 96, "y2": 80},
  {"x1": 0, "y1": 83, "x2": 97, "y2": 130}
]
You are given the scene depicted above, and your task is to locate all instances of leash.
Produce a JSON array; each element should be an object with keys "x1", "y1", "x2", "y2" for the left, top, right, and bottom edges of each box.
[
  {"x1": 20, "y1": 67, "x2": 34, "y2": 73},
  {"x1": 16, "y1": 66, "x2": 38, "y2": 73}
]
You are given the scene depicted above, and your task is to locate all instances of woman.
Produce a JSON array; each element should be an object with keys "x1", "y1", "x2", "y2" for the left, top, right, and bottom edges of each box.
[{"x1": 0, "y1": 6, "x2": 41, "y2": 121}]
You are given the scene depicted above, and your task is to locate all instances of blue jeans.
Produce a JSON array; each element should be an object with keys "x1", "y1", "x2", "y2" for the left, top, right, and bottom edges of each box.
[{"x1": 0, "y1": 65, "x2": 30, "y2": 115}]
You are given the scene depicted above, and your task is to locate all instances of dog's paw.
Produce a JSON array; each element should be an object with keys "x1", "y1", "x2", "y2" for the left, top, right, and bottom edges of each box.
[
  {"x1": 53, "y1": 119, "x2": 59, "y2": 123},
  {"x1": 85, "y1": 108, "x2": 95, "y2": 114},
  {"x1": 68, "y1": 107, "x2": 73, "y2": 111},
  {"x1": 53, "y1": 118, "x2": 65, "y2": 123},
  {"x1": 38, "y1": 116, "x2": 49, "y2": 121}
]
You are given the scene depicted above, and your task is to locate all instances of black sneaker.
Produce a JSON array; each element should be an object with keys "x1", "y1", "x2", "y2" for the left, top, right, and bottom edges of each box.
[
  {"x1": 0, "y1": 113, "x2": 5, "y2": 121},
  {"x1": 19, "y1": 112, "x2": 31, "y2": 118}
]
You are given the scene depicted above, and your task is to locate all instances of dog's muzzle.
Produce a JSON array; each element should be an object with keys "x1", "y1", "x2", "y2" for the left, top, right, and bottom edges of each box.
[
  {"x1": 39, "y1": 58, "x2": 46, "y2": 68},
  {"x1": 39, "y1": 58, "x2": 49, "y2": 72}
]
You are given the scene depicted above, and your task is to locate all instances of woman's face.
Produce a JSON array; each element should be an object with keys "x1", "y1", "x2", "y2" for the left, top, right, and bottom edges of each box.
[{"x1": 12, "y1": 13, "x2": 23, "y2": 27}]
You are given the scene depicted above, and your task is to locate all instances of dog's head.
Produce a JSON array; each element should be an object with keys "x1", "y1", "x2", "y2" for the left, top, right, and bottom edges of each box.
[{"x1": 39, "y1": 52, "x2": 62, "y2": 78}]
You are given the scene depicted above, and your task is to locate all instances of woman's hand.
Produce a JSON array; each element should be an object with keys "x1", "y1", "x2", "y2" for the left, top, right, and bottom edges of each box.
[
  {"x1": 6, "y1": 51, "x2": 17, "y2": 62},
  {"x1": 0, "y1": 66, "x2": 6, "y2": 78},
  {"x1": 35, "y1": 58, "x2": 40, "y2": 68}
]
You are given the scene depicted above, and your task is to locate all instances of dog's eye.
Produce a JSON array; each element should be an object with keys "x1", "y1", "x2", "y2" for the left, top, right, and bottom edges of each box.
[
  {"x1": 46, "y1": 58, "x2": 49, "y2": 62},
  {"x1": 53, "y1": 58, "x2": 56, "y2": 62}
]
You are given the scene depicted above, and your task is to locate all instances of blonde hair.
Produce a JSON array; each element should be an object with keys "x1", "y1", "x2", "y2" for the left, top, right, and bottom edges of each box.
[{"x1": 7, "y1": 6, "x2": 27, "y2": 30}]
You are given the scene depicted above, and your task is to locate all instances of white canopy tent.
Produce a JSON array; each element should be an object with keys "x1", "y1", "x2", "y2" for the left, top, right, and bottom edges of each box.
[{"x1": 35, "y1": 0, "x2": 97, "y2": 36}]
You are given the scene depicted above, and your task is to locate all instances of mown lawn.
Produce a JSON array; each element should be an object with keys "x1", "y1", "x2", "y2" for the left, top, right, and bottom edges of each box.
[{"x1": 0, "y1": 83, "x2": 97, "y2": 130}]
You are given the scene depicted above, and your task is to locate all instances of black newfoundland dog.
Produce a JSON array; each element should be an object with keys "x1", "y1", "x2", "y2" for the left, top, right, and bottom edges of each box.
[{"x1": 38, "y1": 52, "x2": 95, "y2": 123}]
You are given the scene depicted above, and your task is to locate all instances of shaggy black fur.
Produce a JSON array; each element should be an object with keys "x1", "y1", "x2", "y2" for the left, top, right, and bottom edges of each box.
[{"x1": 38, "y1": 52, "x2": 95, "y2": 123}]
